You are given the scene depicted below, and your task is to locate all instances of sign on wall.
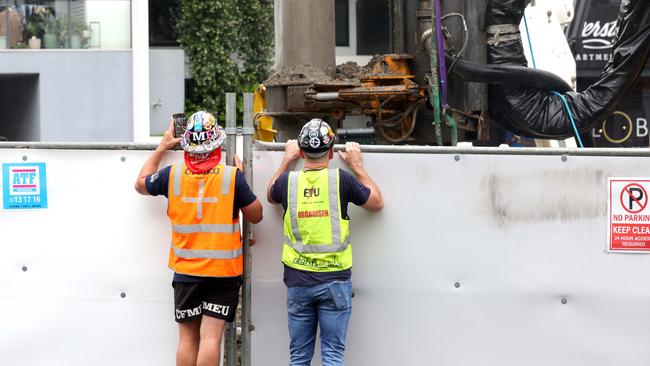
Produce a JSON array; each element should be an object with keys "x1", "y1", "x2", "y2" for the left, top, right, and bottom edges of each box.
[
  {"x1": 608, "y1": 178, "x2": 650, "y2": 252},
  {"x1": 2, "y1": 162, "x2": 48, "y2": 209}
]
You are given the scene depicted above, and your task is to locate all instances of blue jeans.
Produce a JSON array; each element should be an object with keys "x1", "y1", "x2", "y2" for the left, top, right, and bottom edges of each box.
[{"x1": 287, "y1": 280, "x2": 353, "y2": 366}]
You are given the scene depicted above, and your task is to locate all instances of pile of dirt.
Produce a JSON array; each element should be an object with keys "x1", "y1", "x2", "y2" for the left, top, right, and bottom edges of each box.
[
  {"x1": 265, "y1": 56, "x2": 383, "y2": 87},
  {"x1": 335, "y1": 61, "x2": 370, "y2": 81},
  {"x1": 264, "y1": 64, "x2": 333, "y2": 87}
]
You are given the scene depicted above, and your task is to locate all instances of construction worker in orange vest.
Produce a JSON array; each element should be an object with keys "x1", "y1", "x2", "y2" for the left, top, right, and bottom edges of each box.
[{"x1": 135, "y1": 111, "x2": 263, "y2": 366}]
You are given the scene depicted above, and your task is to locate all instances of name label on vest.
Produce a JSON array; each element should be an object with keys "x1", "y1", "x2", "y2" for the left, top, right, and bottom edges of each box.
[
  {"x1": 184, "y1": 167, "x2": 222, "y2": 175},
  {"x1": 292, "y1": 257, "x2": 342, "y2": 269},
  {"x1": 297, "y1": 209, "x2": 330, "y2": 218}
]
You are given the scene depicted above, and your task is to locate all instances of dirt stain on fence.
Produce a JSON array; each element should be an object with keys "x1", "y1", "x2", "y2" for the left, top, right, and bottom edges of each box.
[{"x1": 486, "y1": 168, "x2": 607, "y2": 226}]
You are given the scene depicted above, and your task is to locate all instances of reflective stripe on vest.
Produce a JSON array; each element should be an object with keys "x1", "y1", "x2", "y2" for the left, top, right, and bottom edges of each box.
[
  {"x1": 283, "y1": 234, "x2": 350, "y2": 253},
  {"x1": 172, "y1": 245, "x2": 243, "y2": 259},
  {"x1": 173, "y1": 223, "x2": 240, "y2": 234},
  {"x1": 174, "y1": 164, "x2": 182, "y2": 196}
]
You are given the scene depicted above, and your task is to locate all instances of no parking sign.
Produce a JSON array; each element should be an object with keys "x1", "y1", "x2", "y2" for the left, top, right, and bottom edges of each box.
[{"x1": 608, "y1": 178, "x2": 650, "y2": 252}]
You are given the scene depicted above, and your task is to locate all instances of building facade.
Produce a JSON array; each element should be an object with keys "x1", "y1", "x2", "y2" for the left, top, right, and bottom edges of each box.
[{"x1": 0, "y1": 0, "x2": 184, "y2": 142}]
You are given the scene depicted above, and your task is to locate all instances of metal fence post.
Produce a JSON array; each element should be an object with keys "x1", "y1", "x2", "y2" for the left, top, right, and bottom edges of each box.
[
  {"x1": 241, "y1": 93, "x2": 255, "y2": 366},
  {"x1": 223, "y1": 92, "x2": 237, "y2": 366}
]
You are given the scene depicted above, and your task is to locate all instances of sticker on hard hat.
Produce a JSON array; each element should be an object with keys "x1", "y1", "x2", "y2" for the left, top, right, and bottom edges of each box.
[
  {"x1": 608, "y1": 178, "x2": 650, "y2": 253},
  {"x1": 203, "y1": 117, "x2": 215, "y2": 130},
  {"x1": 309, "y1": 137, "x2": 321, "y2": 148}
]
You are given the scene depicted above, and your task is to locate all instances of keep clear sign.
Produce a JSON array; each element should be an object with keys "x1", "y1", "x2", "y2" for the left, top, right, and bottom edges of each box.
[
  {"x1": 608, "y1": 178, "x2": 650, "y2": 252},
  {"x1": 2, "y1": 162, "x2": 48, "y2": 209}
]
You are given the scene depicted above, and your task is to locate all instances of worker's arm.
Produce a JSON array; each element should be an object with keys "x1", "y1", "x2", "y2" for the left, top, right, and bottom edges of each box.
[
  {"x1": 267, "y1": 139, "x2": 301, "y2": 204},
  {"x1": 135, "y1": 120, "x2": 181, "y2": 195},
  {"x1": 338, "y1": 142, "x2": 383, "y2": 211},
  {"x1": 241, "y1": 199, "x2": 263, "y2": 224},
  {"x1": 234, "y1": 166, "x2": 264, "y2": 224}
]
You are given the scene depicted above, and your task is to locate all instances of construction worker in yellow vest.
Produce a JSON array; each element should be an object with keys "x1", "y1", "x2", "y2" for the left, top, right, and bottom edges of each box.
[
  {"x1": 267, "y1": 119, "x2": 383, "y2": 366},
  {"x1": 135, "y1": 111, "x2": 263, "y2": 366}
]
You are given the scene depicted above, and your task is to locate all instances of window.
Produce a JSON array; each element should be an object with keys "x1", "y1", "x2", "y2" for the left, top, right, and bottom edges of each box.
[
  {"x1": 149, "y1": 0, "x2": 180, "y2": 47},
  {"x1": 335, "y1": 0, "x2": 349, "y2": 47},
  {"x1": 355, "y1": 0, "x2": 389, "y2": 55},
  {"x1": 0, "y1": 0, "x2": 131, "y2": 50}
]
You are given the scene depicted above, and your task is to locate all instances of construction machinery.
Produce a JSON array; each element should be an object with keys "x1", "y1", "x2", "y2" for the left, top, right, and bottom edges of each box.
[{"x1": 259, "y1": 0, "x2": 650, "y2": 147}]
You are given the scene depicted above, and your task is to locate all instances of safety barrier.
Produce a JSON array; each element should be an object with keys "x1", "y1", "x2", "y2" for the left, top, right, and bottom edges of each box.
[
  {"x1": 0, "y1": 143, "x2": 181, "y2": 365},
  {"x1": 0, "y1": 93, "x2": 254, "y2": 366},
  {"x1": 3, "y1": 135, "x2": 650, "y2": 365},
  {"x1": 250, "y1": 143, "x2": 650, "y2": 366}
]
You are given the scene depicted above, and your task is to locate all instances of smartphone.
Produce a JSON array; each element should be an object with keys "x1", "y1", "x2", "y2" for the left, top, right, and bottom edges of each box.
[{"x1": 172, "y1": 113, "x2": 186, "y2": 138}]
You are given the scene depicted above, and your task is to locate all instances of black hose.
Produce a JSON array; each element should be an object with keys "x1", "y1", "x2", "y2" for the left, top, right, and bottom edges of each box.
[
  {"x1": 481, "y1": 0, "x2": 650, "y2": 139},
  {"x1": 448, "y1": 57, "x2": 572, "y2": 93}
]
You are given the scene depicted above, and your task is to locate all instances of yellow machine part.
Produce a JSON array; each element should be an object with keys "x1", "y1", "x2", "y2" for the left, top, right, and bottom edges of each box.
[{"x1": 253, "y1": 84, "x2": 277, "y2": 142}]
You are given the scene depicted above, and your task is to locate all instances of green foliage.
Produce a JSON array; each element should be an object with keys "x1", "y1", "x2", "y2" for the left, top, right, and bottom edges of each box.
[
  {"x1": 25, "y1": 13, "x2": 44, "y2": 38},
  {"x1": 179, "y1": 0, "x2": 273, "y2": 120}
]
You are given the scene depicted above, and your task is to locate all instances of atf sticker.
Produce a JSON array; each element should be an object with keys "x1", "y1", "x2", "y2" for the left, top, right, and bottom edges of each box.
[
  {"x1": 2, "y1": 163, "x2": 48, "y2": 209},
  {"x1": 608, "y1": 178, "x2": 650, "y2": 252}
]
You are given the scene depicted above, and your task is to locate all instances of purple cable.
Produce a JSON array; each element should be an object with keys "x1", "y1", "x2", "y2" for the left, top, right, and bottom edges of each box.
[{"x1": 434, "y1": 0, "x2": 449, "y2": 109}]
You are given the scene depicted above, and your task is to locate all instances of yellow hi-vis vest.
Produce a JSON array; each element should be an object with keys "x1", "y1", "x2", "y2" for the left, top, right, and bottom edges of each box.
[
  {"x1": 282, "y1": 168, "x2": 352, "y2": 272},
  {"x1": 167, "y1": 164, "x2": 242, "y2": 277}
]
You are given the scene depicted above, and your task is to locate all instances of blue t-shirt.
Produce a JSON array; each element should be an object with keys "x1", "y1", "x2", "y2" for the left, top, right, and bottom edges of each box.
[
  {"x1": 146, "y1": 165, "x2": 257, "y2": 282},
  {"x1": 270, "y1": 168, "x2": 371, "y2": 287}
]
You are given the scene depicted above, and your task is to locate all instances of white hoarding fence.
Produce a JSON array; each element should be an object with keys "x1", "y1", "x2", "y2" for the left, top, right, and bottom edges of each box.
[
  {"x1": 0, "y1": 145, "x2": 183, "y2": 366},
  {"x1": 250, "y1": 143, "x2": 650, "y2": 366},
  {"x1": 4, "y1": 140, "x2": 650, "y2": 366}
]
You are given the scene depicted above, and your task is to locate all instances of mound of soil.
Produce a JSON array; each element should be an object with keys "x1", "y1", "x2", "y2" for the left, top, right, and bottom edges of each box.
[{"x1": 265, "y1": 56, "x2": 383, "y2": 86}]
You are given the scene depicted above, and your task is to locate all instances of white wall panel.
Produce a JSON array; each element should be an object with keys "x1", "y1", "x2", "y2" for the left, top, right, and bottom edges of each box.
[
  {"x1": 0, "y1": 149, "x2": 184, "y2": 365},
  {"x1": 251, "y1": 148, "x2": 650, "y2": 366},
  {"x1": 3, "y1": 146, "x2": 650, "y2": 366}
]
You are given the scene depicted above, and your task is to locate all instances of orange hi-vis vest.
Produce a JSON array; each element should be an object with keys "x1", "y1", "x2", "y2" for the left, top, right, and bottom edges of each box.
[{"x1": 167, "y1": 163, "x2": 242, "y2": 277}]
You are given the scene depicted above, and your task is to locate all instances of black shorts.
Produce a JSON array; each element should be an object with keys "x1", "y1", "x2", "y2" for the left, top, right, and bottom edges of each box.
[{"x1": 172, "y1": 277, "x2": 241, "y2": 323}]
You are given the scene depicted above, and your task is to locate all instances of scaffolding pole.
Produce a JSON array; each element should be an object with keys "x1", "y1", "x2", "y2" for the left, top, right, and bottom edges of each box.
[
  {"x1": 223, "y1": 92, "x2": 238, "y2": 366},
  {"x1": 241, "y1": 93, "x2": 255, "y2": 366}
]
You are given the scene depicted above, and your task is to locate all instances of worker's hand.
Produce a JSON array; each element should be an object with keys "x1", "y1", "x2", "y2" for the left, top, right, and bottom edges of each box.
[
  {"x1": 338, "y1": 142, "x2": 364, "y2": 172},
  {"x1": 235, "y1": 155, "x2": 244, "y2": 172},
  {"x1": 159, "y1": 118, "x2": 182, "y2": 150},
  {"x1": 283, "y1": 140, "x2": 301, "y2": 162}
]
